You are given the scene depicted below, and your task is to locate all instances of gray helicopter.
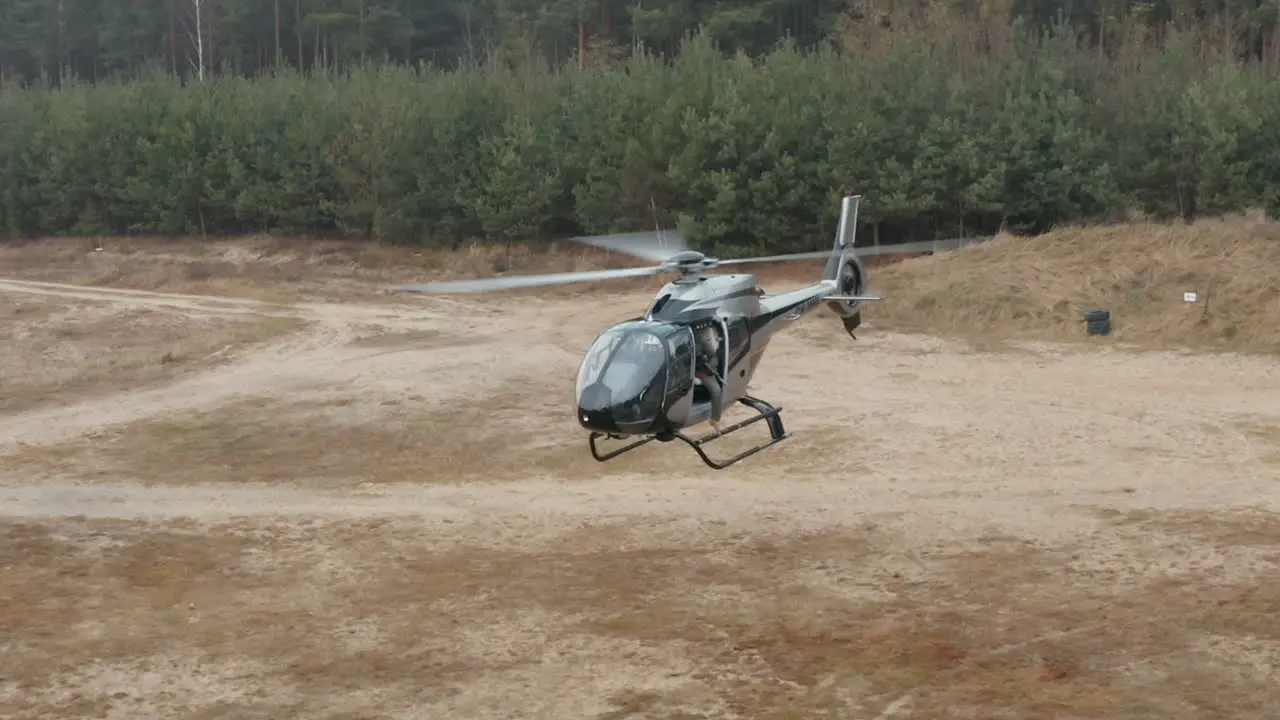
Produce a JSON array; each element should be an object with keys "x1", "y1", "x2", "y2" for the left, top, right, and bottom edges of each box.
[{"x1": 392, "y1": 193, "x2": 882, "y2": 469}]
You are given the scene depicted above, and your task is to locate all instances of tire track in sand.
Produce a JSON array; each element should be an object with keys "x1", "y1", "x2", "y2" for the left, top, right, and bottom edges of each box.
[{"x1": 0, "y1": 278, "x2": 522, "y2": 455}]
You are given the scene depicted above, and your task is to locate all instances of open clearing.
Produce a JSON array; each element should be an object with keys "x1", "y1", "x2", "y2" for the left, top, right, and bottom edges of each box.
[{"x1": 2, "y1": 223, "x2": 1279, "y2": 719}]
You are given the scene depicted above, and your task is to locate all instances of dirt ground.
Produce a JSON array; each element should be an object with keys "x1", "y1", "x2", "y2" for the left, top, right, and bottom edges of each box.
[{"x1": 2, "y1": 235, "x2": 1279, "y2": 720}]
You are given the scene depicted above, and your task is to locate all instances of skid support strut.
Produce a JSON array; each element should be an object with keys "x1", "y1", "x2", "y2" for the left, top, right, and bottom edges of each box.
[
  {"x1": 587, "y1": 395, "x2": 788, "y2": 470},
  {"x1": 587, "y1": 432, "x2": 655, "y2": 461}
]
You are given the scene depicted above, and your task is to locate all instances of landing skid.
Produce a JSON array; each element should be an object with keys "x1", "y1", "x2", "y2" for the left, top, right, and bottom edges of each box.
[{"x1": 587, "y1": 395, "x2": 788, "y2": 470}]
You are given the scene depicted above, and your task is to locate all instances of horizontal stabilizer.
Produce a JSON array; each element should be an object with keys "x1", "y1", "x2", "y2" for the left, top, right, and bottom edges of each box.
[{"x1": 825, "y1": 294, "x2": 884, "y2": 302}]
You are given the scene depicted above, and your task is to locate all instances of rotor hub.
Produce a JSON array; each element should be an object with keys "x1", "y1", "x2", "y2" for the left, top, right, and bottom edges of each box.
[{"x1": 664, "y1": 250, "x2": 715, "y2": 276}]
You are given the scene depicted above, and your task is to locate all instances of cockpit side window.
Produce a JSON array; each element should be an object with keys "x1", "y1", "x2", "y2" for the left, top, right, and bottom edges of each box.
[{"x1": 665, "y1": 327, "x2": 695, "y2": 396}]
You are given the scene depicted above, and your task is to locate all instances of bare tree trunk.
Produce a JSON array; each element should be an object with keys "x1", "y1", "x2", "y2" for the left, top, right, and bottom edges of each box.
[
  {"x1": 358, "y1": 0, "x2": 367, "y2": 64},
  {"x1": 57, "y1": 0, "x2": 65, "y2": 83},
  {"x1": 297, "y1": 0, "x2": 305, "y2": 71},
  {"x1": 169, "y1": 4, "x2": 178, "y2": 74},
  {"x1": 189, "y1": 0, "x2": 205, "y2": 81},
  {"x1": 405, "y1": 0, "x2": 414, "y2": 62},
  {"x1": 1271, "y1": 25, "x2": 1280, "y2": 73},
  {"x1": 275, "y1": 0, "x2": 282, "y2": 64}
]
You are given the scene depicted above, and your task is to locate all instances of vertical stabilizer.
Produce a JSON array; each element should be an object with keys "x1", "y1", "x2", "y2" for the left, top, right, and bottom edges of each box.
[
  {"x1": 822, "y1": 194, "x2": 861, "y2": 282},
  {"x1": 820, "y1": 194, "x2": 880, "y2": 338}
]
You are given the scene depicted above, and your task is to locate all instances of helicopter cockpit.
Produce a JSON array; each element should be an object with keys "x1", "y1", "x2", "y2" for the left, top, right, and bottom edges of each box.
[{"x1": 575, "y1": 320, "x2": 697, "y2": 436}]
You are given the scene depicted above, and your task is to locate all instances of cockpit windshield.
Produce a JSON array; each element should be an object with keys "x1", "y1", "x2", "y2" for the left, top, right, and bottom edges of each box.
[
  {"x1": 576, "y1": 326, "x2": 665, "y2": 404},
  {"x1": 575, "y1": 321, "x2": 695, "y2": 433}
]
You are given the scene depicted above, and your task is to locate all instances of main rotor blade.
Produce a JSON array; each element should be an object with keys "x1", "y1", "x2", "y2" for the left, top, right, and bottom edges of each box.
[
  {"x1": 715, "y1": 250, "x2": 834, "y2": 265},
  {"x1": 569, "y1": 230, "x2": 689, "y2": 264},
  {"x1": 390, "y1": 265, "x2": 666, "y2": 294}
]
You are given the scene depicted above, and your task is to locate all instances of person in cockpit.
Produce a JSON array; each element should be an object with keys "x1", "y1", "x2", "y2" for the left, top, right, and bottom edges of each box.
[{"x1": 695, "y1": 324, "x2": 723, "y2": 426}]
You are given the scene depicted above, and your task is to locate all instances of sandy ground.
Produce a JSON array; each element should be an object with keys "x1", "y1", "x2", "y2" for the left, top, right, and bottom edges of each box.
[{"x1": 2, "y1": 274, "x2": 1279, "y2": 719}]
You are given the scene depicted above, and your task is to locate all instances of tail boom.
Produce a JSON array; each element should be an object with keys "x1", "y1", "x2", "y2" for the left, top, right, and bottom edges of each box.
[{"x1": 752, "y1": 193, "x2": 883, "y2": 341}]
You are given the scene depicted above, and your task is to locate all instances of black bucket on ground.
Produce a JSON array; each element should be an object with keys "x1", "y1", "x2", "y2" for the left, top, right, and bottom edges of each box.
[{"x1": 1085, "y1": 309, "x2": 1111, "y2": 336}]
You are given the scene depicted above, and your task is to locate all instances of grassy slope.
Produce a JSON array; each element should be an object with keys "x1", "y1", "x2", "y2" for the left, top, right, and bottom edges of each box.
[
  {"x1": 868, "y1": 214, "x2": 1280, "y2": 352},
  {"x1": 3, "y1": 213, "x2": 1278, "y2": 352}
]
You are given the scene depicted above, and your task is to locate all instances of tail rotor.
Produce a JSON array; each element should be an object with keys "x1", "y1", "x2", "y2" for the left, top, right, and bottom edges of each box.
[{"x1": 817, "y1": 195, "x2": 884, "y2": 338}]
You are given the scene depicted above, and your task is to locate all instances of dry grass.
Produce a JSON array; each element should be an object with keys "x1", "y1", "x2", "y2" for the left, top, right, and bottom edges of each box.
[
  {"x1": 0, "y1": 297, "x2": 305, "y2": 413},
  {"x1": 1096, "y1": 505, "x2": 1280, "y2": 550},
  {"x1": 871, "y1": 214, "x2": 1280, "y2": 352},
  {"x1": 0, "y1": 386, "x2": 861, "y2": 487},
  {"x1": 346, "y1": 327, "x2": 445, "y2": 348},
  {"x1": 0, "y1": 382, "x2": 585, "y2": 486},
  {"x1": 4, "y1": 218, "x2": 1280, "y2": 718},
  {"x1": 2, "y1": 511, "x2": 1276, "y2": 719},
  {"x1": 9, "y1": 215, "x2": 1280, "y2": 353},
  {"x1": 1236, "y1": 419, "x2": 1280, "y2": 465},
  {"x1": 0, "y1": 324, "x2": 838, "y2": 481}
]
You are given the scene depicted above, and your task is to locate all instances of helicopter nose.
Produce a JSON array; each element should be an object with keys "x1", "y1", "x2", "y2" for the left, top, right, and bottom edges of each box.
[
  {"x1": 577, "y1": 383, "x2": 617, "y2": 432},
  {"x1": 578, "y1": 382, "x2": 611, "y2": 411},
  {"x1": 575, "y1": 381, "x2": 665, "y2": 436},
  {"x1": 577, "y1": 406, "x2": 617, "y2": 433}
]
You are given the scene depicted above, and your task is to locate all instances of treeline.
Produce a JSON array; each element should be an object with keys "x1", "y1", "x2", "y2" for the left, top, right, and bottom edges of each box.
[
  {"x1": 6, "y1": 0, "x2": 1275, "y2": 84},
  {"x1": 0, "y1": 0, "x2": 853, "y2": 81},
  {"x1": 1, "y1": 15, "x2": 1279, "y2": 252}
]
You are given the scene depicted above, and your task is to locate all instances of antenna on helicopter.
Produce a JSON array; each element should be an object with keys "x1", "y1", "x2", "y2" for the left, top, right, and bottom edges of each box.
[{"x1": 650, "y1": 196, "x2": 665, "y2": 259}]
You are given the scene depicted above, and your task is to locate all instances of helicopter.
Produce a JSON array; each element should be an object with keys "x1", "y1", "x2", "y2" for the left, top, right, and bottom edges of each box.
[{"x1": 391, "y1": 193, "x2": 883, "y2": 470}]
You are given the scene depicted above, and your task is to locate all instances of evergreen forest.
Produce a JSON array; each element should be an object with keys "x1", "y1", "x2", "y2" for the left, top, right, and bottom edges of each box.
[{"x1": 1, "y1": 0, "x2": 1279, "y2": 251}]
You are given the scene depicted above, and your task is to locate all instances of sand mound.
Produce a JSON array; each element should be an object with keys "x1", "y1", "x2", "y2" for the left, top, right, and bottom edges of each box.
[{"x1": 870, "y1": 214, "x2": 1280, "y2": 352}]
